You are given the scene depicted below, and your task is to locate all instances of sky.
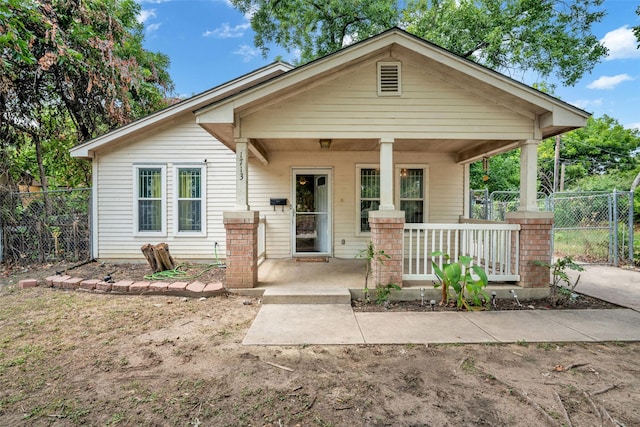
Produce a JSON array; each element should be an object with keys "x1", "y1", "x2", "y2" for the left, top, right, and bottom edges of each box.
[{"x1": 136, "y1": 0, "x2": 640, "y2": 130}]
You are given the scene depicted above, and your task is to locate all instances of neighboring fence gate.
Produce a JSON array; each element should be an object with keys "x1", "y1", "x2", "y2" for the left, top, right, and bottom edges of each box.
[
  {"x1": 470, "y1": 190, "x2": 635, "y2": 265},
  {"x1": 0, "y1": 189, "x2": 92, "y2": 265}
]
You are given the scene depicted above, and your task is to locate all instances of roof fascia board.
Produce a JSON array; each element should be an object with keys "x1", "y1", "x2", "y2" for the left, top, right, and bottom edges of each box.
[{"x1": 70, "y1": 62, "x2": 292, "y2": 158}]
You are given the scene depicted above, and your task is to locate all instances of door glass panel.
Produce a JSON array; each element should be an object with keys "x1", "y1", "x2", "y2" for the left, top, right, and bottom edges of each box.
[{"x1": 295, "y1": 173, "x2": 330, "y2": 254}]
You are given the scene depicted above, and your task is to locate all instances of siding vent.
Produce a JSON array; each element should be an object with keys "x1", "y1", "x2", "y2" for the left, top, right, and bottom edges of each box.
[{"x1": 377, "y1": 62, "x2": 401, "y2": 96}]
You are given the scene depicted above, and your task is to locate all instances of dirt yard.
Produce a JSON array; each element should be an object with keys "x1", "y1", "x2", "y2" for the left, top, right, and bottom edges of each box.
[{"x1": 1, "y1": 262, "x2": 639, "y2": 426}]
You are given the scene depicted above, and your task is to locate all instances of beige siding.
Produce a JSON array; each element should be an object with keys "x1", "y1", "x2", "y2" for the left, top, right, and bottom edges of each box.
[
  {"x1": 95, "y1": 116, "x2": 235, "y2": 261},
  {"x1": 248, "y1": 150, "x2": 463, "y2": 259},
  {"x1": 240, "y1": 60, "x2": 533, "y2": 140}
]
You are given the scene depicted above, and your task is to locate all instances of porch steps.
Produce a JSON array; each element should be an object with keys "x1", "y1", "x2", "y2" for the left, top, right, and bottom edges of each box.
[{"x1": 261, "y1": 287, "x2": 351, "y2": 304}]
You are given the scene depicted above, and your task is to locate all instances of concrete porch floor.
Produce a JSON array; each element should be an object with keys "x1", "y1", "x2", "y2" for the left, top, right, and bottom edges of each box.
[{"x1": 252, "y1": 258, "x2": 548, "y2": 300}]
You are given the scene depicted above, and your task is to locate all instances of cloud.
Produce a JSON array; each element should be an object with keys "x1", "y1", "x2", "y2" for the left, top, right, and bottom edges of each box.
[
  {"x1": 569, "y1": 98, "x2": 603, "y2": 110},
  {"x1": 137, "y1": 9, "x2": 156, "y2": 24},
  {"x1": 136, "y1": 0, "x2": 172, "y2": 4},
  {"x1": 146, "y1": 22, "x2": 162, "y2": 35},
  {"x1": 601, "y1": 26, "x2": 640, "y2": 60},
  {"x1": 202, "y1": 22, "x2": 250, "y2": 38},
  {"x1": 628, "y1": 122, "x2": 640, "y2": 131},
  {"x1": 233, "y1": 44, "x2": 260, "y2": 62},
  {"x1": 587, "y1": 74, "x2": 634, "y2": 90}
]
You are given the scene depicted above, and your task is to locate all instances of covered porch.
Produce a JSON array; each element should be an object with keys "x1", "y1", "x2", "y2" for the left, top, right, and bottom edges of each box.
[{"x1": 194, "y1": 29, "x2": 588, "y2": 291}]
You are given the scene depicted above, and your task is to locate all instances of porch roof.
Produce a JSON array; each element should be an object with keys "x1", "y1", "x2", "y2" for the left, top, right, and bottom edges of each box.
[{"x1": 195, "y1": 28, "x2": 590, "y2": 164}]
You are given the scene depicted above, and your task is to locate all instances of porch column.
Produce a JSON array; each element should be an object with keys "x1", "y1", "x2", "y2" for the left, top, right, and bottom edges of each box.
[
  {"x1": 519, "y1": 139, "x2": 539, "y2": 212},
  {"x1": 235, "y1": 138, "x2": 249, "y2": 211},
  {"x1": 369, "y1": 210, "x2": 405, "y2": 288},
  {"x1": 223, "y1": 211, "x2": 259, "y2": 288},
  {"x1": 506, "y1": 211, "x2": 554, "y2": 289},
  {"x1": 379, "y1": 138, "x2": 395, "y2": 211},
  {"x1": 223, "y1": 137, "x2": 258, "y2": 288}
]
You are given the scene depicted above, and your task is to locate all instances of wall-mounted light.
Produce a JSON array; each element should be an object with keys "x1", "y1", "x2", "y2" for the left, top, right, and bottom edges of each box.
[{"x1": 319, "y1": 139, "x2": 332, "y2": 150}]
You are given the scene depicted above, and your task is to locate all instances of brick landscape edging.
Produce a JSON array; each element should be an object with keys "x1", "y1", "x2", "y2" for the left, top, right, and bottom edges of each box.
[{"x1": 16, "y1": 276, "x2": 226, "y2": 298}]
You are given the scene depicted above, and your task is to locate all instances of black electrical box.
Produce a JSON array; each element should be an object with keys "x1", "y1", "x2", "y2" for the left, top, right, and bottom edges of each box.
[{"x1": 270, "y1": 198, "x2": 287, "y2": 206}]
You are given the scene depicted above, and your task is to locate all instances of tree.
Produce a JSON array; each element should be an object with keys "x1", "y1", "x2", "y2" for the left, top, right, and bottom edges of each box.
[
  {"x1": 537, "y1": 116, "x2": 640, "y2": 193},
  {"x1": 0, "y1": 0, "x2": 173, "y2": 192},
  {"x1": 634, "y1": 6, "x2": 640, "y2": 48},
  {"x1": 469, "y1": 150, "x2": 520, "y2": 192},
  {"x1": 230, "y1": 0, "x2": 399, "y2": 64},
  {"x1": 232, "y1": 0, "x2": 607, "y2": 86}
]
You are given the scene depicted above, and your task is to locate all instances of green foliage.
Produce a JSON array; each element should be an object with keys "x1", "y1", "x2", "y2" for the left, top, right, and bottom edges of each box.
[
  {"x1": 470, "y1": 150, "x2": 520, "y2": 192},
  {"x1": 431, "y1": 251, "x2": 488, "y2": 310},
  {"x1": 538, "y1": 116, "x2": 640, "y2": 193},
  {"x1": 534, "y1": 256, "x2": 584, "y2": 306},
  {"x1": 356, "y1": 241, "x2": 390, "y2": 303},
  {"x1": 230, "y1": 0, "x2": 399, "y2": 64},
  {"x1": 232, "y1": 0, "x2": 606, "y2": 87},
  {"x1": 375, "y1": 283, "x2": 401, "y2": 305},
  {"x1": 634, "y1": 7, "x2": 640, "y2": 48},
  {"x1": 0, "y1": 0, "x2": 173, "y2": 190}
]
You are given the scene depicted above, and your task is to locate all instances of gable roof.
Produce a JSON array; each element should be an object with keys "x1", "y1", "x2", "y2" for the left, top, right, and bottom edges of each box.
[
  {"x1": 195, "y1": 28, "x2": 589, "y2": 153},
  {"x1": 70, "y1": 62, "x2": 293, "y2": 159}
]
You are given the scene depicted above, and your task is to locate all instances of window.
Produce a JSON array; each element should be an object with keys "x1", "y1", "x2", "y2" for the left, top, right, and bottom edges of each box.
[
  {"x1": 357, "y1": 166, "x2": 380, "y2": 233},
  {"x1": 398, "y1": 167, "x2": 425, "y2": 224},
  {"x1": 357, "y1": 164, "x2": 428, "y2": 233},
  {"x1": 174, "y1": 165, "x2": 206, "y2": 234},
  {"x1": 135, "y1": 166, "x2": 165, "y2": 234}
]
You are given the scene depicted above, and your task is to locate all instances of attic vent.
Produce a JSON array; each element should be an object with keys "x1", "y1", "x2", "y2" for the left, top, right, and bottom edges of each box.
[{"x1": 377, "y1": 62, "x2": 401, "y2": 96}]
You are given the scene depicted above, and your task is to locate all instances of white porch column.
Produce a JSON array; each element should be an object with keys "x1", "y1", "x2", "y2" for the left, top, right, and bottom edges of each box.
[
  {"x1": 379, "y1": 137, "x2": 395, "y2": 210},
  {"x1": 519, "y1": 139, "x2": 540, "y2": 212},
  {"x1": 235, "y1": 138, "x2": 249, "y2": 211}
]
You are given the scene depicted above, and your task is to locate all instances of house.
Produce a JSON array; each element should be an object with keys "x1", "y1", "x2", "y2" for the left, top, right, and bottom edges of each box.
[{"x1": 70, "y1": 28, "x2": 589, "y2": 290}]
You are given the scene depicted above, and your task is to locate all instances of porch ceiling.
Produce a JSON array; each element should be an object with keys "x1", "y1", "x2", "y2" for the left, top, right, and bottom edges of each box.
[{"x1": 218, "y1": 137, "x2": 520, "y2": 165}]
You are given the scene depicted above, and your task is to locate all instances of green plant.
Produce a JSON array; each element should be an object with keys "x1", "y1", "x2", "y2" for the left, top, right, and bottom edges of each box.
[
  {"x1": 375, "y1": 283, "x2": 401, "y2": 305},
  {"x1": 534, "y1": 256, "x2": 584, "y2": 306},
  {"x1": 430, "y1": 251, "x2": 489, "y2": 310},
  {"x1": 356, "y1": 241, "x2": 390, "y2": 303}
]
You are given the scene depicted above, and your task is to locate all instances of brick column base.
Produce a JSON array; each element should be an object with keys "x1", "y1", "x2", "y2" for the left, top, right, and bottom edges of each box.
[
  {"x1": 223, "y1": 211, "x2": 259, "y2": 289},
  {"x1": 506, "y1": 211, "x2": 553, "y2": 289},
  {"x1": 368, "y1": 210, "x2": 405, "y2": 288}
]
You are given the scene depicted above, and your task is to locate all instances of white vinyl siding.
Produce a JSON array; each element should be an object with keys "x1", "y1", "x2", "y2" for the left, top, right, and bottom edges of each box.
[
  {"x1": 174, "y1": 165, "x2": 206, "y2": 235},
  {"x1": 133, "y1": 165, "x2": 166, "y2": 236},
  {"x1": 96, "y1": 115, "x2": 234, "y2": 260}
]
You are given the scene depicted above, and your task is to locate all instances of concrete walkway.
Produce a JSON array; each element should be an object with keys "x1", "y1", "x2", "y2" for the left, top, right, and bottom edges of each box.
[{"x1": 243, "y1": 264, "x2": 640, "y2": 346}]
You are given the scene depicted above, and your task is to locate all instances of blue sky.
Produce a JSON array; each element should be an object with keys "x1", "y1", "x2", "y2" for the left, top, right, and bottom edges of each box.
[{"x1": 137, "y1": 0, "x2": 640, "y2": 130}]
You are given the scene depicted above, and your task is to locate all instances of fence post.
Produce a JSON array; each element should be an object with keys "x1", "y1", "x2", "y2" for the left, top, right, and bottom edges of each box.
[
  {"x1": 613, "y1": 190, "x2": 619, "y2": 267},
  {"x1": 630, "y1": 191, "x2": 635, "y2": 264}
]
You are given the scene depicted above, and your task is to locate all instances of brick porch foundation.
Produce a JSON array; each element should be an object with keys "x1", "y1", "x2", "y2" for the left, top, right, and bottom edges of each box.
[
  {"x1": 506, "y1": 211, "x2": 554, "y2": 288},
  {"x1": 368, "y1": 210, "x2": 405, "y2": 288},
  {"x1": 223, "y1": 211, "x2": 259, "y2": 288}
]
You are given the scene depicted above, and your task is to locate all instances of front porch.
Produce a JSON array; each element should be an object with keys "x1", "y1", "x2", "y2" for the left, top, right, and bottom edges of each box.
[{"x1": 251, "y1": 257, "x2": 550, "y2": 301}]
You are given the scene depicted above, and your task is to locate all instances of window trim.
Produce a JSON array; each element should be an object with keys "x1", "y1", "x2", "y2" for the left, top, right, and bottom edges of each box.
[
  {"x1": 173, "y1": 164, "x2": 207, "y2": 236},
  {"x1": 395, "y1": 164, "x2": 429, "y2": 225},
  {"x1": 356, "y1": 163, "x2": 429, "y2": 235},
  {"x1": 355, "y1": 164, "x2": 380, "y2": 236},
  {"x1": 133, "y1": 164, "x2": 166, "y2": 237}
]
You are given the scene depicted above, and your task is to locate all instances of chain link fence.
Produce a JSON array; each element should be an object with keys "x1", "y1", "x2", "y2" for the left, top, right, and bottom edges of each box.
[
  {"x1": 470, "y1": 190, "x2": 635, "y2": 265},
  {"x1": 0, "y1": 189, "x2": 91, "y2": 265}
]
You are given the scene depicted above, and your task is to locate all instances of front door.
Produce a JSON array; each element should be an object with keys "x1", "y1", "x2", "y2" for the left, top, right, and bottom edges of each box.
[{"x1": 292, "y1": 168, "x2": 332, "y2": 256}]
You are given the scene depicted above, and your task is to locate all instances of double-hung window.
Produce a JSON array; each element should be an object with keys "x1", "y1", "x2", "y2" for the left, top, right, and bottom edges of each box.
[
  {"x1": 397, "y1": 166, "x2": 427, "y2": 224},
  {"x1": 135, "y1": 165, "x2": 166, "y2": 235},
  {"x1": 175, "y1": 166, "x2": 206, "y2": 234},
  {"x1": 357, "y1": 164, "x2": 427, "y2": 233},
  {"x1": 357, "y1": 165, "x2": 380, "y2": 233}
]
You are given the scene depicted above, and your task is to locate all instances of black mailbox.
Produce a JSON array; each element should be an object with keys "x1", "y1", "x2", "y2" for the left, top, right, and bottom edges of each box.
[
  {"x1": 270, "y1": 198, "x2": 287, "y2": 211},
  {"x1": 270, "y1": 198, "x2": 287, "y2": 206}
]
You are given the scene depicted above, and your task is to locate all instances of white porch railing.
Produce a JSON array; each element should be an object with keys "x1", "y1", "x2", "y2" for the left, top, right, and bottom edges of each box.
[
  {"x1": 403, "y1": 223, "x2": 520, "y2": 282},
  {"x1": 258, "y1": 216, "x2": 266, "y2": 263}
]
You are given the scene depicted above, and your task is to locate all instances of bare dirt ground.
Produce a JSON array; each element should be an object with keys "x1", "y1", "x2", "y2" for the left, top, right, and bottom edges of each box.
[{"x1": 1, "y1": 261, "x2": 639, "y2": 426}]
